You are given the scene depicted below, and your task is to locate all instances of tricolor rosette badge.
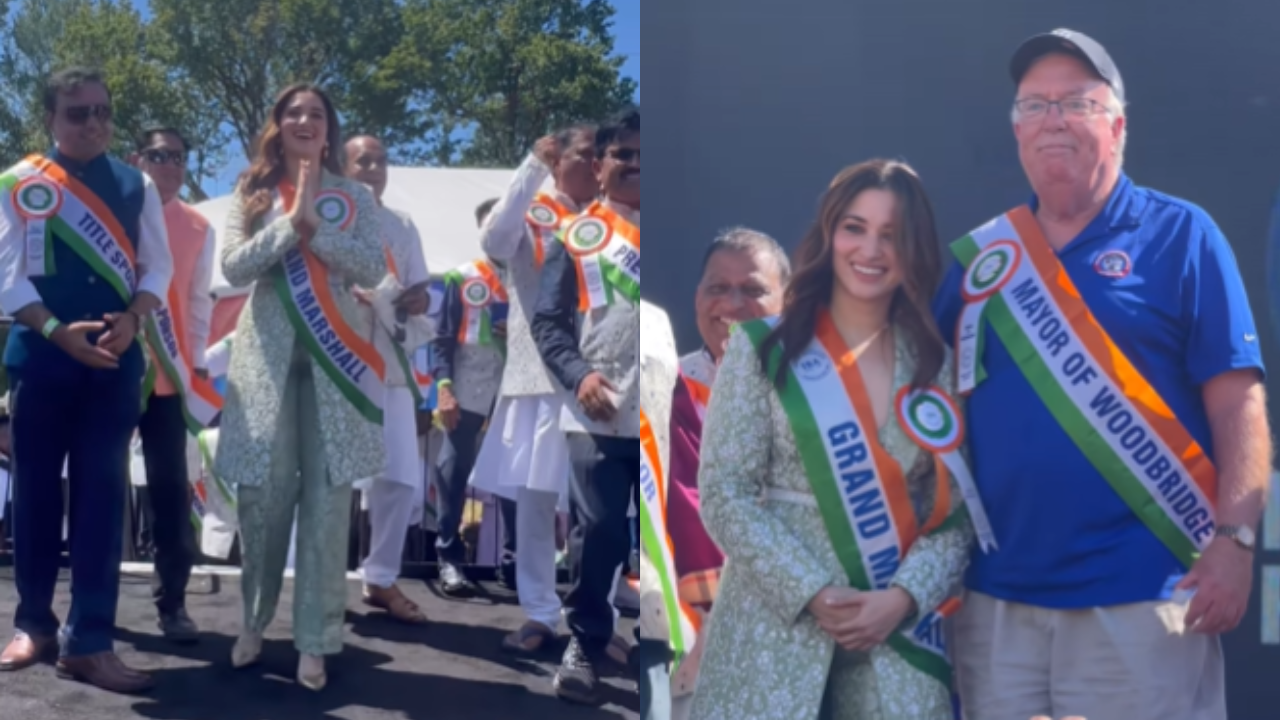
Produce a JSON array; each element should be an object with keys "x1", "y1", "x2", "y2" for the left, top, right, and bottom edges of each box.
[
  {"x1": 956, "y1": 239, "x2": 1021, "y2": 394},
  {"x1": 564, "y1": 214, "x2": 614, "y2": 308},
  {"x1": 526, "y1": 201, "x2": 559, "y2": 229},
  {"x1": 461, "y1": 277, "x2": 493, "y2": 308},
  {"x1": 12, "y1": 176, "x2": 63, "y2": 277},
  {"x1": 314, "y1": 189, "x2": 356, "y2": 231},
  {"x1": 565, "y1": 215, "x2": 611, "y2": 256},
  {"x1": 895, "y1": 385, "x2": 998, "y2": 552}
]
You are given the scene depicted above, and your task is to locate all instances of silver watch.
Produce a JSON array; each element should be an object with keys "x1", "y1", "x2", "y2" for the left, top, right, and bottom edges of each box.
[{"x1": 1215, "y1": 524, "x2": 1257, "y2": 551}]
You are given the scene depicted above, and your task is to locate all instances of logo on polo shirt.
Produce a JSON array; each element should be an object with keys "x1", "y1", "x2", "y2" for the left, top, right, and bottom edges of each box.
[{"x1": 1093, "y1": 249, "x2": 1132, "y2": 279}]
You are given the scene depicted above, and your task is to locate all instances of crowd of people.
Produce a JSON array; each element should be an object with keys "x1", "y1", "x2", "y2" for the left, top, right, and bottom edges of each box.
[
  {"x1": 639, "y1": 28, "x2": 1270, "y2": 720},
  {"x1": 0, "y1": 63, "x2": 643, "y2": 707}
]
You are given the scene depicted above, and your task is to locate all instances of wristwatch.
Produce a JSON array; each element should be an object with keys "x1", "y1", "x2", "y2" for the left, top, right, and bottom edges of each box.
[{"x1": 1215, "y1": 524, "x2": 1257, "y2": 551}]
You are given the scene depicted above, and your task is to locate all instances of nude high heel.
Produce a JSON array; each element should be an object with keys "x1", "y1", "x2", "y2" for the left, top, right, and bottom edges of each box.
[
  {"x1": 297, "y1": 653, "x2": 326, "y2": 691},
  {"x1": 231, "y1": 632, "x2": 263, "y2": 669}
]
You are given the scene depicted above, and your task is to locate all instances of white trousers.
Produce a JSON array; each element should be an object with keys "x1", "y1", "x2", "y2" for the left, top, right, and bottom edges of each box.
[
  {"x1": 516, "y1": 486, "x2": 562, "y2": 629},
  {"x1": 471, "y1": 395, "x2": 571, "y2": 506},
  {"x1": 359, "y1": 386, "x2": 422, "y2": 588}
]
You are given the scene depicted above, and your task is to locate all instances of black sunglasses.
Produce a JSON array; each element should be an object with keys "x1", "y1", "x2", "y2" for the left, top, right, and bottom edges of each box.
[
  {"x1": 142, "y1": 149, "x2": 187, "y2": 167},
  {"x1": 608, "y1": 147, "x2": 640, "y2": 163},
  {"x1": 62, "y1": 104, "x2": 112, "y2": 125}
]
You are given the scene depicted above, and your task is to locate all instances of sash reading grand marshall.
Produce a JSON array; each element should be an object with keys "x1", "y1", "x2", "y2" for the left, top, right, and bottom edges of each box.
[
  {"x1": 739, "y1": 313, "x2": 965, "y2": 688},
  {"x1": 951, "y1": 206, "x2": 1217, "y2": 569},
  {"x1": 272, "y1": 185, "x2": 386, "y2": 425}
]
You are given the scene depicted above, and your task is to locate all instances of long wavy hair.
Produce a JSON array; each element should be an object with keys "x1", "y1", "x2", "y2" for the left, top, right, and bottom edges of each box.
[
  {"x1": 236, "y1": 83, "x2": 344, "y2": 236},
  {"x1": 758, "y1": 159, "x2": 946, "y2": 390}
]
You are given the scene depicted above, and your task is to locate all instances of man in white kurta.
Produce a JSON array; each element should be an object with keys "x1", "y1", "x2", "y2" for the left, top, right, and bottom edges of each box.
[
  {"x1": 471, "y1": 126, "x2": 600, "y2": 653},
  {"x1": 346, "y1": 136, "x2": 433, "y2": 623}
]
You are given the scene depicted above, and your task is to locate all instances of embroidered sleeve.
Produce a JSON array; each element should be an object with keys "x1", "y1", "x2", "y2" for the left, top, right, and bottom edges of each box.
[
  {"x1": 480, "y1": 154, "x2": 550, "y2": 261},
  {"x1": 698, "y1": 329, "x2": 834, "y2": 625},
  {"x1": 219, "y1": 193, "x2": 301, "y2": 288}
]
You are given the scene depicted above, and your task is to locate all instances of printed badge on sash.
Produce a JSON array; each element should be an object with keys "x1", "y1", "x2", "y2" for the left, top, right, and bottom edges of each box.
[{"x1": 12, "y1": 175, "x2": 62, "y2": 277}]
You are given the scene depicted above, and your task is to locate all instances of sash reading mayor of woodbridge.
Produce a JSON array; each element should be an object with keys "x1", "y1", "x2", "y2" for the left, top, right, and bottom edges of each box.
[
  {"x1": 951, "y1": 206, "x2": 1217, "y2": 569},
  {"x1": 2, "y1": 155, "x2": 222, "y2": 433},
  {"x1": 740, "y1": 312, "x2": 985, "y2": 689}
]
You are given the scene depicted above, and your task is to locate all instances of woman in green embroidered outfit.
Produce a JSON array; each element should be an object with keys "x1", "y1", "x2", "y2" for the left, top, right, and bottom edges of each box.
[
  {"x1": 689, "y1": 160, "x2": 976, "y2": 720},
  {"x1": 216, "y1": 84, "x2": 386, "y2": 691}
]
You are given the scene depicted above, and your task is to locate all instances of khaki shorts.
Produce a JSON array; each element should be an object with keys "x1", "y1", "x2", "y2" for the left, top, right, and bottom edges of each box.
[{"x1": 953, "y1": 591, "x2": 1226, "y2": 720}]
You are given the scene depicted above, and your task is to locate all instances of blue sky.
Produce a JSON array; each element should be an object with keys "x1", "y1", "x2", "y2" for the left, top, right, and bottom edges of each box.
[{"x1": 122, "y1": 0, "x2": 640, "y2": 195}]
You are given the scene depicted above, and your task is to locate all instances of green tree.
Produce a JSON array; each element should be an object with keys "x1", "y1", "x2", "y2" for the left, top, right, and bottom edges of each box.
[
  {"x1": 0, "y1": 0, "x2": 228, "y2": 200},
  {"x1": 148, "y1": 0, "x2": 424, "y2": 166},
  {"x1": 389, "y1": 0, "x2": 638, "y2": 167}
]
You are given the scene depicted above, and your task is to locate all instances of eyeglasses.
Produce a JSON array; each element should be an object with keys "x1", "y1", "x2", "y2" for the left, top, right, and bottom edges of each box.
[
  {"x1": 62, "y1": 104, "x2": 113, "y2": 125},
  {"x1": 607, "y1": 147, "x2": 640, "y2": 164},
  {"x1": 1013, "y1": 97, "x2": 1113, "y2": 121},
  {"x1": 142, "y1": 149, "x2": 187, "y2": 166}
]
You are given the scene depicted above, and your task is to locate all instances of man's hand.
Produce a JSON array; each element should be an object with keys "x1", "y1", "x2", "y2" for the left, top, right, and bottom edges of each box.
[
  {"x1": 96, "y1": 312, "x2": 139, "y2": 358},
  {"x1": 533, "y1": 134, "x2": 561, "y2": 168},
  {"x1": 1177, "y1": 535, "x2": 1253, "y2": 634},
  {"x1": 577, "y1": 372, "x2": 617, "y2": 422},
  {"x1": 51, "y1": 321, "x2": 119, "y2": 369},
  {"x1": 394, "y1": 284, "x2": 430, "y2": 316},
  {"x1": 434, "y1": 385, "x2": 461, "y2": 433},
  {"x1": 813, "y1": 587, "x2": 915, "y2": 652},
  {"x1": 492, "y1": 321, "x2": 507, "y2": 339}
]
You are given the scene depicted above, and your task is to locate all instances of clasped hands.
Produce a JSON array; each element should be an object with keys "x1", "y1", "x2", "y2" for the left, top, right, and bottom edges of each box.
[
  {"x1": 51, "y1": 310, "x2": 140, "y2": 370},
  {"x1": 806, "y1": 585, "x2": 916, "y2": 653}
]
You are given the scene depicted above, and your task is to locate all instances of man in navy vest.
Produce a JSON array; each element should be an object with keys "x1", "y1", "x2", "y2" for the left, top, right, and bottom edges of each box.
[{"x1": 0, "y1": 67, "x2": 173, "y2": 694}]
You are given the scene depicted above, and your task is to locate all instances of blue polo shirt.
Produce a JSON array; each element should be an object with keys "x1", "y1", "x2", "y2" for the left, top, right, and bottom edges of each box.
[{"x1": 932, "y1": 174, "x2": 1264, "y2": 609}]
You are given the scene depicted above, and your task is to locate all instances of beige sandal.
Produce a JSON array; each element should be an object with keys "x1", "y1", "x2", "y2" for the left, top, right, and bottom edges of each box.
[
  {"x1": 501, "y1": 621, "x2": 556, "y2": 656},
  {"x1": 362, "y1": 585, "x2": 428, "y2": 625}
]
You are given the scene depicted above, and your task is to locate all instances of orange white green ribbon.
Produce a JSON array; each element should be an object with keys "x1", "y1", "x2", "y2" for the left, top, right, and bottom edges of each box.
[
  {"x1": 444, "y1": 260, "x2": 508, "y2": 347},
  {"x1": 951, "y1": 207, "x2": 1217, "y2": 568},
  {"x1": 526, "y1": 193, "x2": 575, "y2": 268},
  {"x1": 1, "y1": 154, "x2": 137, "y2": 298},
  {"x1": 895, "y1": 385, "x2": 996, "y2": 552},
  {"x1": 273, "y1": 183, "x2": 385, "y2": 424},
  {"x1": 562, "y1": 202, "x2": 640, "y2": 309},
  {"x1": 639, "y1": 408, "x2": 700, "y2": 667}
]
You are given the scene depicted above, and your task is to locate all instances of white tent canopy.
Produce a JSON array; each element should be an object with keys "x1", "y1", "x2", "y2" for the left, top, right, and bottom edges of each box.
[{"x1": 194, "y1": 165, "x2": 551, "y2": 299}]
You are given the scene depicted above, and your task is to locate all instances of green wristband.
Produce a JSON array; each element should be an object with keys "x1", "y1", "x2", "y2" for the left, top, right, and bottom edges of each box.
[{"x1": 41, "y1": 317, "x2": 60, "y2": 338}]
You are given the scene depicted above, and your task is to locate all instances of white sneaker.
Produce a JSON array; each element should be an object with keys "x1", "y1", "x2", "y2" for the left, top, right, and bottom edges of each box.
[
  {"x1": 231, "y1": 632, "x2": 262, "y2": 669},
  {"x1": 613, "y1": 573, "x2": 640, "y2": 612}
]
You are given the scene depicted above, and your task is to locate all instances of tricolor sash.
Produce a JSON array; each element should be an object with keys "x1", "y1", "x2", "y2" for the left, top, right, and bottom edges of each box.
[
  {"x1": 143, "y1": 285, "x2": 224, "y2": 434},
  {"x1": 443, "y1": 260, "x2": 508, "y2": 347},
  {"x1": 272, "y1": 183, "x2": 385, "y2": 425},
  {"x1": 378, "y1": 245, "x2": 433, "y2": 405},
  {"x1": 639, "y1": 408, "x2": 700, "y2": 667},
  {"x1": 560, "y1": 202, "x2": 640, "y2": 309},
  {"x1": 526, "y1": 193, "x2": 574, "y2": 269},
  {"x1": 1, "y1": 154, "x2": 137, "y2": 299},
  {"x1": 740, "y1": 313, "x2": 963, "y2": 688},
  {"x1": 951, "y1": 207, "x2": 1217, "y2": 567},
  {"x1": 895, "y1": 385, "x2": 997, "y2": 552}
]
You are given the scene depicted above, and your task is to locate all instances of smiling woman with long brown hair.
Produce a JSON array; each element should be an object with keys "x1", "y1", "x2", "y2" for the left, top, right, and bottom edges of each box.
[
  {"x1": 214, "y1": 83, "x2": 386, "y2": 691},
  {"x1": 690, "y1": 159, "x2": 987, "y2": 720}
]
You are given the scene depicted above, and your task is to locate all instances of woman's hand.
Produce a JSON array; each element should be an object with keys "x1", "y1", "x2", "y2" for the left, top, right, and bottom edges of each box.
[
  {"x1": 812, "y1": 586, "x2": 917, "y2": 652},
  {"x1": 290, "y1": 159, "x2": 321, "y2": 240}
]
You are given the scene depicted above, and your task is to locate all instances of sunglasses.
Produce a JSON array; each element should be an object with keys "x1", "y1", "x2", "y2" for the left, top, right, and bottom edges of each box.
[
  {"x1": 62, "y1": 104, "x2": 112, "y2": 125},
  {"x1": 142, "y1": 149, "x2": 187, "y2": 167},
  {"x1": 608, "y1": 147, "x2": 640, "y2": 164}
]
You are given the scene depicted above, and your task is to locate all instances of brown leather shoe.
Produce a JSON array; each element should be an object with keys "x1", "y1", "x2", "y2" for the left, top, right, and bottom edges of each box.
[
  {"x1": 0, "y1": 632, "x2": 55, "y2": 671},
  {"x1": 56, "y1": 652, "x2": 154, "y2": 694},
  {"x1": 362, "y1": 584, "x2": 428, "y2": 625}
]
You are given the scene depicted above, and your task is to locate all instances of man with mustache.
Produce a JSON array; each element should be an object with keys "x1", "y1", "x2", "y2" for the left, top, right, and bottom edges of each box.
[
  {"x1": 0, "y1": 66, "x2": 174, "y2": 693},
  {"x1": 932, "y1": 29, "x2": 1268, "y2": 720}
]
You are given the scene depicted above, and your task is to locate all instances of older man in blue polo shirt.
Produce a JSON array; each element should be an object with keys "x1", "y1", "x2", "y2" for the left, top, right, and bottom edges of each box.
[{"x1": 933, "y1": 30, "x2": 1270, "y2": 720}]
